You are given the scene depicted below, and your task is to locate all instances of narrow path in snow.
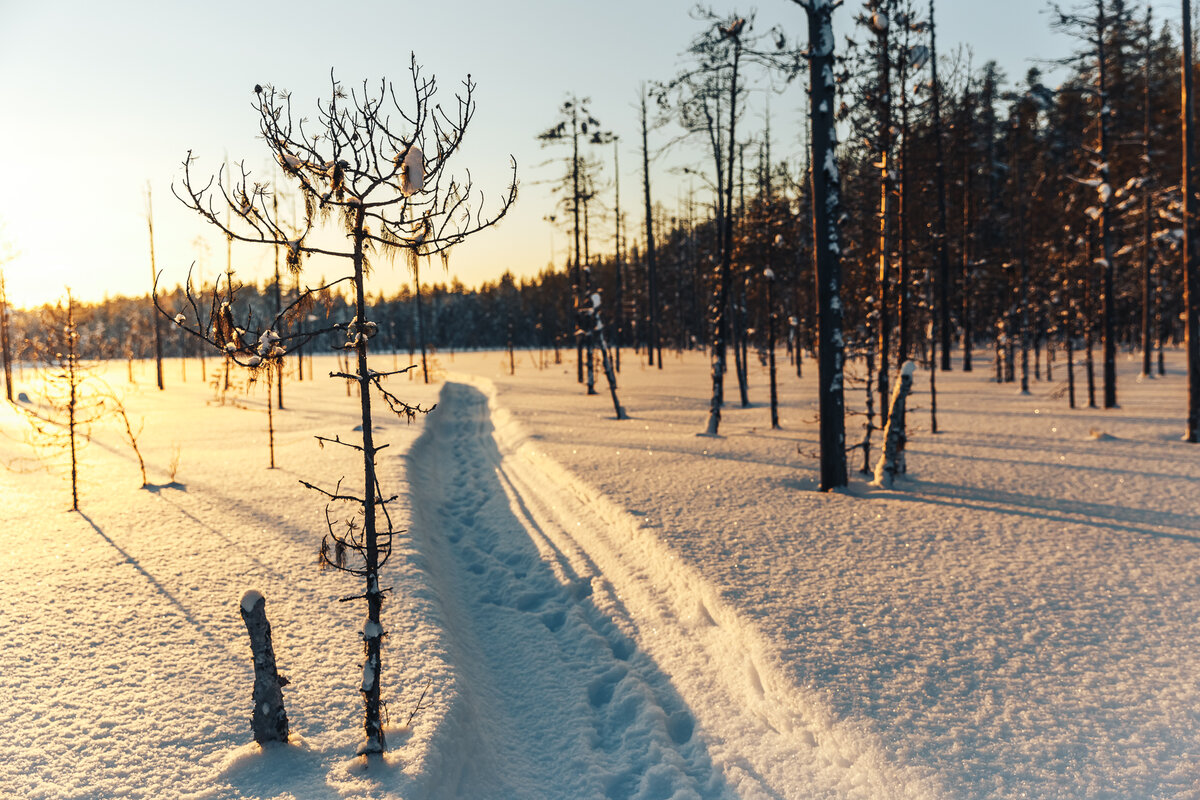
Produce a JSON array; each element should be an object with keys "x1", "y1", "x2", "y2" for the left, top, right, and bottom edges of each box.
[
  {"x1": 406, "y1": 382, "x2": 727, "y2": 800},
  {"x1": 408, "y1": 381, "x2": 939, "y2": 800}
]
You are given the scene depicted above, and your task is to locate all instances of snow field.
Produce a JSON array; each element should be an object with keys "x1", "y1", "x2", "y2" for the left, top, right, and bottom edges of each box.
[
  {"x1": 3, "y1": 346, "x2": 1199, "y2": 799},
  {"x1": 438, "y1": 347, "x2": 1200, "y2": 800},
  {"x1": 454, "y1": 374, "x2": 939, "y2": 799},
  {"x1": 0, "y1": 359, "x2": 440, "y2": 799}
]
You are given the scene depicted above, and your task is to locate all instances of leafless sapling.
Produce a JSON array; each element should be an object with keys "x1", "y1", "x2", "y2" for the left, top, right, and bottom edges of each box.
[
  {"x1": 21, "y1": 292, "x2": 103, "y2": 510},
  {"x1": 165, "y1": 59, "x2": 516, "y2": 756}
]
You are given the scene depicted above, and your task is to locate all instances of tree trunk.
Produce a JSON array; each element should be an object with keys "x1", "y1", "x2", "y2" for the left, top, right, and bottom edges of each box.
[
  {"x1": 704, "y1": 37, "x2": 741, "y2": 436},
  {"x1": 803, "y1": 0, "x2": 849, "y2": 490},
  {"x1": 147, "y1": 187, "x2": 165, "y2": 392},
  {"x1": 353, "y1": 211, "x2": 386, "y2": 756},
  {"x1": 1184, "y1": 0, "x2": 1200, "y2": 440},
  {"x1": 860, "y1": 346, "x2": 876, "y2": 475},
  {"x1": 1097, "y1": 2, "x2": 1118, "y2": 409},
  {"x1": 767, "y1": 272, "x2": 779, "y2": 430},
  {"x1": 0, "y1": 271, "x2": 12, "y2": 402},
  {"x1": 932, "y1": 0, "x2": 953, "y2": 371},
  {"x1": 641, "y1": 90, "x2": 661, "y2": 371},
  {"x1": 239, "y1": 591, "x2": 289, "y2": 746},
  {"x1": 874, "y1": 361, "x2": 915, "y2": 490}
]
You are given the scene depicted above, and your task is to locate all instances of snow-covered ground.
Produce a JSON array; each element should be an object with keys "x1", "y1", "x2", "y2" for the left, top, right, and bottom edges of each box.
[{"x1": 1, "y1": 347, "x2": 1197, "y2": 799}]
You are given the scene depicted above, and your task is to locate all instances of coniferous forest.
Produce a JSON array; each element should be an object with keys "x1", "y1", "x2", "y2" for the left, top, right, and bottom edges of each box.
[{"x1": 4, "y1": 1, "x2": 1196, "y2": 442}]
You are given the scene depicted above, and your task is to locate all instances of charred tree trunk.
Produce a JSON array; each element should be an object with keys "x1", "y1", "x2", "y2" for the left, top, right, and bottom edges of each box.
[
  {"x1": 239, "y1": 591, "x2": 289, "y2": 746},
  {"x1": 800, "y1": 0, "x2": 848, "y2": 490},
  {"x1": 352, "y1": 211, "x2": 386, "y2": 756}
]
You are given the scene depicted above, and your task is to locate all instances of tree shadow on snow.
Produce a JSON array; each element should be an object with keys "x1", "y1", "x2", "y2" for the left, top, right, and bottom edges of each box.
[
  {"x1": 143, "y1": 480, "x2": 187, "y2": 494},
  {"x1": 76, "y1": 511, "x2": 242, "y2": 659},
  {"x1": 882, "y1": 479, "x2": 1200, "y2": 544}
]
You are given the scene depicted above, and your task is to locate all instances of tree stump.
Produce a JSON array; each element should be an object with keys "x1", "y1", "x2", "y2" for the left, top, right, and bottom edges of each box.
[
  {"x1": 239, "y1": 590, "x2": 289, "y2": 745},
  {"x1": 874, "y1": 361, "x2": 916, "y2": 489}
]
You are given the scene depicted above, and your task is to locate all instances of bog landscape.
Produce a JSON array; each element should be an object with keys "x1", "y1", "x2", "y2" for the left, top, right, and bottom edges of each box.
[{"x1": 2, "y1": 1, "x2": 1200, "y2": 798}]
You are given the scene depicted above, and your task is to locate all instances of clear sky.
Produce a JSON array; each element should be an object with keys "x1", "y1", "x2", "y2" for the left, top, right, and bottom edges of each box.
[{"x1": 0, "y1": 0, "x2": 1185, "y2": 309}]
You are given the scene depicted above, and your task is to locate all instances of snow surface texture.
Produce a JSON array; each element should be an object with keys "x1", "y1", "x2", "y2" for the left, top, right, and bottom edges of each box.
[{"x1": 1, "y1": 349, "x2": 1198, "y2": 798}]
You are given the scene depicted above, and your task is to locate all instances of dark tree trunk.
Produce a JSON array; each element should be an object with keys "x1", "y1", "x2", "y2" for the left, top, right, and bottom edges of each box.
[
  {"x1": 351, "y1": 211, "x2": 386, "y2": 756},
  {"x1": 1184, "y1": 0, "x2": 1200, "y2": 441},
  {"x1": 239, "y1": 591, "x2": 289, "y2": 746},
  {"x1": 147, "y1": 188, "x2": 165, "y2": 392},
  {"x1": 0, "y1": 271, "x2": 12, "y2": 402},
  {"x1": 801, "y1": 0, "x2": 848, "y2": 490},
  {"x1": 641, "y1": 90, "x2": 661, "y2": 371},
  {"x1": 860, "y1": 346, "x2": 876, "y2": 475},
  {"x1": 875, "y1": 3, "x2": 893, "y2": 428},
  {"x1": 767, "y1": 271, "x2": 779, "y2": 430},
  {"x1": 1142, "y1": 9, "x2": 1155, "y2": 380},
  {"x1": 931, "y1": 0, "x2": 953, "y2": 371},
  {"x1": 613, "y1": 139, "x2": 623, "y2": 373},
  {"x1": 960, "y1": 87, "x2": 974, "y2": 373},
  {"x1": 704, "y1": 36, "x2": 741, "y2": 436},
  {"x1": 1097, "y1": 2, "x2": 1118, "y2": 409}
]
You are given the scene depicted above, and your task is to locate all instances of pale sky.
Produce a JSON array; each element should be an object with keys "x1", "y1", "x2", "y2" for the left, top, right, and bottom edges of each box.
[{"x1": 0, "y1": 0, "x2": 1184, "y2": 309}]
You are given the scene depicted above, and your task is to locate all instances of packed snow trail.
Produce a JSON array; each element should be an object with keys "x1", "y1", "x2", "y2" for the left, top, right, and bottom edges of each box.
[
  {"x1": 407, "y1": 382, "x2": 726, "y2": 799},
  {"x1": 410, "y1": 381, "x2": 939, "y2": 799}
]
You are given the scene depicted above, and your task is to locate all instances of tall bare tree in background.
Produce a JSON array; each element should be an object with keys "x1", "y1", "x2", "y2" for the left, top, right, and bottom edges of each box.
[
  {"x1": 0, "y1": 269, "x2": 12, "y2": 402},
  {"x1": 1184, "y1": 0, "x2": 1200, "y2": 441},
  {"x1": 539, "y1": 97, "x2": 607, "y2": 387},
  {"x1": 146, "y1": 187, "x2": 165, "y2": 391},
  {"x1": 168, "y1": 59, "x2": 516, "y2": 756},
  {"x1": 664, "y1": 9, "x2": 799, "y2": 436}
]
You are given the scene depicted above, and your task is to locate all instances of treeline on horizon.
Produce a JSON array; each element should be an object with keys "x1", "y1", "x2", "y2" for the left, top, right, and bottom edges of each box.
[{"x1": 2, "y1": 0, "x2": 1193, "y2": 400}]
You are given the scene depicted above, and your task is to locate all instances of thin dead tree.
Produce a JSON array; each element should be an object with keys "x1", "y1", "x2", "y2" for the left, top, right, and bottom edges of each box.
[
  {"x1": 146, "y1": 186, "x2": 165, "y2": 391},
  {"x1": 639, "y1": 86, "x2": 663, "y2": 370},
  {"x1": 1184, "y1": 0, "x2": 1200, "y2": 441},
  {"x1": 666, "y1": 10, "x2": 799, "y2": 436},
  {"x1": 1, "y1": 269, "x2": 12, "y2": 402},
  {"x1": 166, "y1": 60, "x2": 516, "y2": 756},
  {"x1": 23, "y1": 292, "x2": 101, "y2": 511}
]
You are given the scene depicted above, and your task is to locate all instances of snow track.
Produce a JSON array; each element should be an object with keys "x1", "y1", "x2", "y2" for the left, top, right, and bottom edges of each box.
[{"x1": 409, "y1": 381, "x2": 939, "y2": 799}]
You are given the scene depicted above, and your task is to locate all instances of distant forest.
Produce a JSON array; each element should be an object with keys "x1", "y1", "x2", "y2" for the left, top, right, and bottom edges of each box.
[{"x1": 1, "y1": 1, "x2": 1193, "y2": 404}]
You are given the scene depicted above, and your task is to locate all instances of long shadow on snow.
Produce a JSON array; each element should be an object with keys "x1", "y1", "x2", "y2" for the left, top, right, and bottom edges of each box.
[
  {"x1": 905, "y1": 442, "x2": 1198, "y2": 484},
  {"x1": 878, "y1": 479, "x2": 1200, "y2": 544},
  {"x1": 77, "y1": 511, "x2": 242, "y2": 660},
  {"x1": 405, "y1": 382, "x2": 729, "y2": 800}
]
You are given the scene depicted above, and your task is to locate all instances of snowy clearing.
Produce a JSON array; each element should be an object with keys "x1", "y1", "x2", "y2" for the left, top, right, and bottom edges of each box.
[{"x1": 1, "y1": 348, "x2": 1198, "y2": 799}]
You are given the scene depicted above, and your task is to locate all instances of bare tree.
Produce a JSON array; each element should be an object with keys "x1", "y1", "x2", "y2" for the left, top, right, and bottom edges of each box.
[
  {"x1": 166, "y1": 59, "x2": 516, "y2": 756},
  {"x1": 664, "y1": 9, "x2": 799, "y2": 436},
  {"x1": 146, "y1": 186, "x2": 165, "y2": 391},
  {"x1": 23, "y1": 292, "x2": 100, "y2": 510},
  {"x1": 0, "y1": 269, "x2": 12, "y2": 403},
  {"x1": 539, "y1": 97, "x2": 607, "y2": 386},
  {"x1": 1184, "y1": 0, "x2": 1200, "y2": 441},
  {"x1": 639, "y1": 86, "x2": 664, "y2": 370}
]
